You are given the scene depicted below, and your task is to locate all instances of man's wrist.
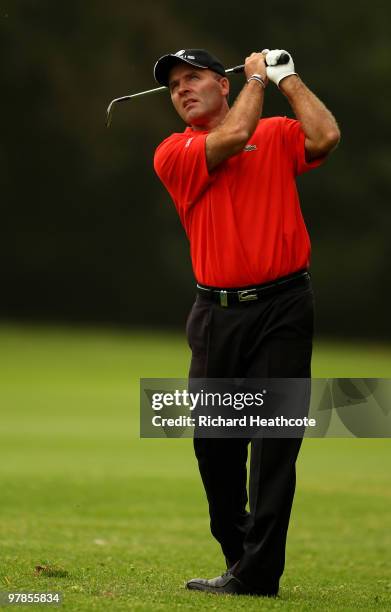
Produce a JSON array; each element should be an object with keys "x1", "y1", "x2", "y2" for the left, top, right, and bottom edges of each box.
[
  {"x1": 247, "y1": 74, "x2": 266, "y2": 89},
  {"x1": 278, "y1": 73, "x2": 300, "y2": 94}
]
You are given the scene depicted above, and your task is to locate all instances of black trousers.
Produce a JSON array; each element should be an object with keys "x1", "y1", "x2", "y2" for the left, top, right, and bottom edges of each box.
[{"x1": 186, "y1": 278, "x2": 314, "y2": 592}]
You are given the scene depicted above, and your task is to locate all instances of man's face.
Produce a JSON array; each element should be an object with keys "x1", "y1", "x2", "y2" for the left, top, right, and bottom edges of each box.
[{"x1": 168, "y1": 63, "x2": 229, "y2": 127}]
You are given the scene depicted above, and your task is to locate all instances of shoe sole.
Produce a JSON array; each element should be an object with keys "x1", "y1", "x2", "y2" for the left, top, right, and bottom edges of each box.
[{"x1": 186, "y1": 582, "x2": 278, "y2": 597}]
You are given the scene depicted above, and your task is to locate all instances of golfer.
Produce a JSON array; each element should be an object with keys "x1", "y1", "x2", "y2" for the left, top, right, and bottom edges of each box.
[{"x1": 153, "y1": 48, "x2": 340, "y2": 597}]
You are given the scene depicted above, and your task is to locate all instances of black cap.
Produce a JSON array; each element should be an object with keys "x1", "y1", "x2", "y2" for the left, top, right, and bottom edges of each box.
[{"x1": 154, "y1": 49, "x2": 226, "y2": 87}]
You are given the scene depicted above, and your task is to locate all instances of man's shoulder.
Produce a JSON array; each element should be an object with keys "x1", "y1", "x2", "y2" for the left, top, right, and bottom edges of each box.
[
  {"x1": 155, "y1": 128, "x2": 201, "y2": 151},
  {"x1": 155, "y1": 132, "x2": 182, "y2": 155},
  {"x1": 154, "y1": 129, "x2": 207, "y2": 172}
]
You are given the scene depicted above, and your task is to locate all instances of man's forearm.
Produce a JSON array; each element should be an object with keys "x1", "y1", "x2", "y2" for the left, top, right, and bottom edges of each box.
[
  {"x1": 206, "y1": 76, "x2": 265, "y2": 171},
  {"x1": 280, "y1": 75, "x2": 340, "y2": 159},
  {"x1": 216, "y1": 79, "x2": 265, "y2": 142}
]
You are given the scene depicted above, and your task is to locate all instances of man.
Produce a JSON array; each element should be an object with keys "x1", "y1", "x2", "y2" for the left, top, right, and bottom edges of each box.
[{"x1": 153, "y1": 48, "x2": 340, "y2": 597}]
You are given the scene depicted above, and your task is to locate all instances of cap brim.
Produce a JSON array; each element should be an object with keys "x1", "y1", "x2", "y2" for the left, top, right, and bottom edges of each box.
[{"x1": 153, "y1": 54, "x2": 207, "y2": 87}]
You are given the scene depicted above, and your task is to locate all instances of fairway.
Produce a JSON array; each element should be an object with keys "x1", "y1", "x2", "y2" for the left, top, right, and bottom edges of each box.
[{"x1": 0, "y1": 325, "x2": 390, "y2": 611}]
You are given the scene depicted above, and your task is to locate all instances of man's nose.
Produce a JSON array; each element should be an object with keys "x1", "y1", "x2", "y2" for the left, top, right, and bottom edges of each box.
[{"x1": 177, "y1": 82, "x2": 191, "y2": 96}]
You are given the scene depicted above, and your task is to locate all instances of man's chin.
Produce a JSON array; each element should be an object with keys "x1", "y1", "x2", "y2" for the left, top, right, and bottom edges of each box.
[{"x1": 186, "y1": 112, "x2": 208, "y2": 127}]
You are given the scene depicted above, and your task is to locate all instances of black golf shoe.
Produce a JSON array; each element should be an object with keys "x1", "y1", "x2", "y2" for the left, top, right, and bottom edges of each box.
[{"x1": 186, "y1": 570, "x2": 278, "y2": 597}]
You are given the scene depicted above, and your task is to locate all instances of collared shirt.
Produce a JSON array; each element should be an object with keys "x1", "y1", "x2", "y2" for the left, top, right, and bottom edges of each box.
[{"x1": 154, "y1": 117, "x2": 324, "y2": 287}]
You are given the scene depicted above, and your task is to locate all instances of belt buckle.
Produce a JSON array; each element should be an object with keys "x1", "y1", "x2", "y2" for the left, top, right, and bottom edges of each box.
[
  {"x1": 219, "y1": 290, "x2": 228, "y2": 307},
  {"x1": 238, "y1": 289, "x2": 258, "y2": 302}
]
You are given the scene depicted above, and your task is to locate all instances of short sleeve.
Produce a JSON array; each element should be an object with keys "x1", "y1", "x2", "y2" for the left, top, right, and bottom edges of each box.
[
  {"x1": 154, "y1": 133, "x2": 214, "y2": 213},
  {"x1": 282, "y1": 117, "x2": 325, "y2": 176}
]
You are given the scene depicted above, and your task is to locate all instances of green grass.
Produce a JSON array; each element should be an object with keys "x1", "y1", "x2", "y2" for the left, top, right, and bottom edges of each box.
[{"x1": 0, "y1": 324, "x2": 390, "y2": 610}]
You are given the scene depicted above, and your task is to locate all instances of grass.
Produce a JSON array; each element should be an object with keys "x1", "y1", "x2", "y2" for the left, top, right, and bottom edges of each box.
[{"x1": 0, "y1": 324, "x2": 390, "y2": 610}]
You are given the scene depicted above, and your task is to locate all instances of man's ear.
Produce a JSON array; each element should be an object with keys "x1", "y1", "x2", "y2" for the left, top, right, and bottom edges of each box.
[{"x1": 220, "y1": 77, "x2": 230, "y2": 97}]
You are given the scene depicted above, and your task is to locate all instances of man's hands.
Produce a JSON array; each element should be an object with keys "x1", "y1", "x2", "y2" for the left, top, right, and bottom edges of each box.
[
  {"x1": 262, "y1": 49, "x2": 297, "y2": 87},
  {"x1": 243, "y1": 49, "x2": 297, "y2": 88},
  {"x1": 244, "y1": 52, "x2": 268, "y2": 85}
]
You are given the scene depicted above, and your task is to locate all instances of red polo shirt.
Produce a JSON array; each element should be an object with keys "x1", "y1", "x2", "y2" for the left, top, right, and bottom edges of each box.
[{"x1": 154, "y1": 117, "x2": 324, "y2": 288}]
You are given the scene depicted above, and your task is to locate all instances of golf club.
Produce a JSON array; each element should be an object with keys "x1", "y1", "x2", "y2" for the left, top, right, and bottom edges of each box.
[{"x1": 106, "y1": 53, "x2": 290, "y2": 127}]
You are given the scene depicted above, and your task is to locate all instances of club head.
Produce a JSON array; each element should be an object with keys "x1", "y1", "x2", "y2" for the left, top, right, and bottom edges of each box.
[
  {"x1": 106, "y1": 102, "x2": 114, "y2": 128},
  {"x1": 106, "y1": 96, "x2": 132, "y2": 128}
]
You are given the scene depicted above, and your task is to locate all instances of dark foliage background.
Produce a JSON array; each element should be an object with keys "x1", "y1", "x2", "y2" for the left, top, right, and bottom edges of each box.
[{"x1": 1, "y1": 0, "x2": 390, "y2": 337}]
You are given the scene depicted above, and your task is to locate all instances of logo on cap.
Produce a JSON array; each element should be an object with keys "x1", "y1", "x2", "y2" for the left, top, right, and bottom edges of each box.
[{"x1": 175, "y1": 50, "x2": 186, "y2": 58}]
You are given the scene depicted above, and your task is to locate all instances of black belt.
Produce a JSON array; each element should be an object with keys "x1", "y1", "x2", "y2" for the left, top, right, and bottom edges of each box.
[{"x1": 196, "y1": 270, "x2": 310, "y2": 307}]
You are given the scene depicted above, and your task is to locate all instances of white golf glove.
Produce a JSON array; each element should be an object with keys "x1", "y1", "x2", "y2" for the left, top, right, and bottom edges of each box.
[{"x1": 262, "y1": 49, "x2": 297, "y2": 87}]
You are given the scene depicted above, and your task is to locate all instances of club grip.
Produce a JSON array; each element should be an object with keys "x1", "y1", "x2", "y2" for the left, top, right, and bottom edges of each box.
[
  {"x1": 228, "y1": 52, "x2": 290, "y2": 74},
  {"x1": 274, "y1": 52, "x2": 290, "y2": 65}
]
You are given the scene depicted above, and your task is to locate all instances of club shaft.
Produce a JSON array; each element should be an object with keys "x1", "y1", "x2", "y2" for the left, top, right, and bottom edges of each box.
[
  {"x1": 225, "y1": 64, "x2": 245, "y2": 74},
  {"x1": 113, "y1": 65, "x2": 244, "y2": 102},
  {"x1": 106, "y1": 65, "x2": 244, "y2": 127}
]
